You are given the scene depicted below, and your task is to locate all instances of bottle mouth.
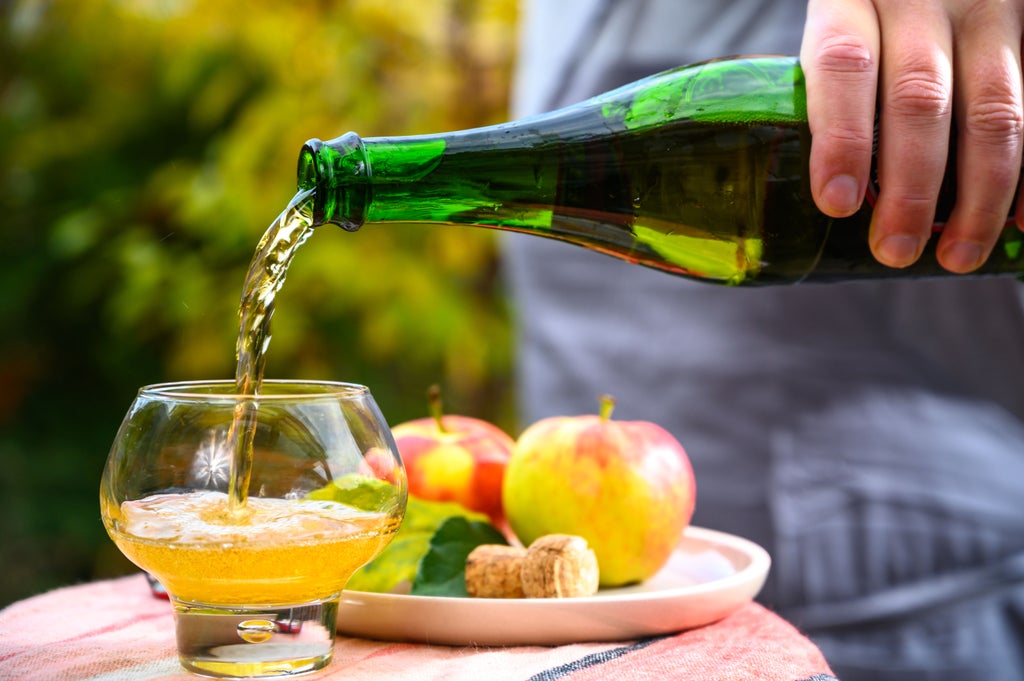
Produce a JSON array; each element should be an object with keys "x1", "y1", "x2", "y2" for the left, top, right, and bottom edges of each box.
[
  {"x1": 297, "y1": 138, "x2": 327, "y2": 226},
  {"x1": 296, "y1": 133, "x2": 366, "y2": 230}
]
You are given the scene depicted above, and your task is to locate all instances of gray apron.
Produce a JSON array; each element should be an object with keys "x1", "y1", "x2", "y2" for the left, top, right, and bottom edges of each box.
[{"x1": 507, "y1": 1, "x2": 1024, "y2": 678}]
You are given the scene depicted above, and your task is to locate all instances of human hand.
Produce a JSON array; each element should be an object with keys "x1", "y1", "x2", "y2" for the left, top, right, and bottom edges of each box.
[{"x1": 800, "y1": 0, "x2": 1024, "y2": 273}]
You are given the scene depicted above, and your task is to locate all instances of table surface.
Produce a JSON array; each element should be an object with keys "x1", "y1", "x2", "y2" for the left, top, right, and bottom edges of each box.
[{"x1": 0, "y1": 574, "x2": 837, "y2": 681}]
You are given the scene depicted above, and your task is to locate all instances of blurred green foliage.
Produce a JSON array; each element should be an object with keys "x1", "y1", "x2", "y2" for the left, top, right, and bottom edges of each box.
[{"x1": 0, "y1": 0, "x2": 518, "y2": 607}]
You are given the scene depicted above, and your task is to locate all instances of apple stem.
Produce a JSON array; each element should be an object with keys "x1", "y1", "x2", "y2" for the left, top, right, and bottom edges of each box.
[
  {"x1": 598, "y1": 394, "x2": 616, "y2": 422},
  {"x1": 428, "y1": 384, "x2": 449, "y2": 433}
]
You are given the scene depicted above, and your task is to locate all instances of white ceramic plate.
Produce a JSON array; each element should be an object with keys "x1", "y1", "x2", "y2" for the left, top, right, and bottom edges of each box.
[{"x1": 336, "y1": 526, "x2": 770, "y2": 646}]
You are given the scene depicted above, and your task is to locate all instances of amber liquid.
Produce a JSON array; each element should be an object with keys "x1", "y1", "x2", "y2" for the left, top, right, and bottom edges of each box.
[
  {"x1": 107, "y1": 486, "x2": 399, "y2": 677},
  {"x1": 225, "y1": 189, "x2": 318, "y2": 514},
  {"x1": 106, "y1": 491, "x2": 398, "y2": 605}
]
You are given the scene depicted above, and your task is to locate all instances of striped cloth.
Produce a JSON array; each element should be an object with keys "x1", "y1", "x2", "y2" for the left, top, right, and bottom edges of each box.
[{"x1": 0, "y1": 575, "x2": 836, "y2": 680}]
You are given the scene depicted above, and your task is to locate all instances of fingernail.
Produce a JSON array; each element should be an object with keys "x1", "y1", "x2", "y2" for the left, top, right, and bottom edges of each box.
[
  {"x1": 875, "y1": 234, "x2": 921, "y2": 267},
  {"x1": 942, "y1": 241, "x2": 984, "y2": 272},
  {"x1": 821, "y1": 174, "x2": 861, "y2": 216}
]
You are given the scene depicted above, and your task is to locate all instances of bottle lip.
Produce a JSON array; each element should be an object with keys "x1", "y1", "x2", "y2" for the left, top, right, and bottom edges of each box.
[
  {"x1": 297, "y1": 134, "x2": 367, "y2": 230},
  {"x1": 297, "y1": 138, "x2": 327, "y2": 226}
]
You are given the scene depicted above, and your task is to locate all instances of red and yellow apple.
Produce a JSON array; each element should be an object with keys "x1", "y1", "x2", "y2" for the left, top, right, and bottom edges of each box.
[
  {"x1": 390, "y1": 386, "x2": 514, "y2": 526},
  {"x1": 503, "y1": 395, "x2": 696, "y2": 587}
]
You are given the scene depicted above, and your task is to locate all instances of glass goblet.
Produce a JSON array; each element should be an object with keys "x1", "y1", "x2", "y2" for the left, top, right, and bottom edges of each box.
[{"x1": 100, "y1": 380, "x2": 407, "y2": 678}]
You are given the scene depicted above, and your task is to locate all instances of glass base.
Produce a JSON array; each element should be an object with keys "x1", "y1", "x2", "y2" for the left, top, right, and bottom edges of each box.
[{"x1": 171, "y1": 597, "x2": 339, "y2": 679}]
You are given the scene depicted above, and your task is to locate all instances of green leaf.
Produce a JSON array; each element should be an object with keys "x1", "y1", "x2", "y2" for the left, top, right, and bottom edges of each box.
[
  {"x1": 306, "y1": 474, "x2": 400, "y2": 513},
  {"x1": 344, "y1": 497, "x2": 489, "y2": 594},
  {"x1": 410, "y1": 516, "x2": 509, "y2": 597}
]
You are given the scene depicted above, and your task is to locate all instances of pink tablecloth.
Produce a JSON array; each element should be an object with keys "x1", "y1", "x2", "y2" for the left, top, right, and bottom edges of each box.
[{"x1": 0, "y1": 574, "x2": 836, "y2": 681}]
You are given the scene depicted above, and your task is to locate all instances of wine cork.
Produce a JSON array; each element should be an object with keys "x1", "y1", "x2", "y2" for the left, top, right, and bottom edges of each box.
[
  {"x1": 520, "y1": 534, "x2": 600, "y2": 598},
  {"x1": 465, "y1": 544, "x2": 527, "y2": 598}
]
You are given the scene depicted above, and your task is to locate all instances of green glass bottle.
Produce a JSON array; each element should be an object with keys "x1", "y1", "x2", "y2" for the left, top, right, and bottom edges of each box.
[{"x1": 297, "y1": 56, "x2": 1024, "y2": 286}]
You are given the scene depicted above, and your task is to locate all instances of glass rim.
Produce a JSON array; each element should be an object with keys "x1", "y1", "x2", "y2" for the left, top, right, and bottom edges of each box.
[{"x1": 137, "y1": 379, "x2": 371, "y2": 401}]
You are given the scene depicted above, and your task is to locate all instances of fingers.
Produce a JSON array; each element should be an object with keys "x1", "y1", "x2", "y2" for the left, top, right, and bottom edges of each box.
[
  {"x1": 803, "y1": 0, "x2": 1024, "y2": 273},
  {"x1": 801, "y1": 0, "x2": 880, "y2": 218},
  {"x1": 938, "y1": 4, "x2": 1024, "y2": 272}
]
